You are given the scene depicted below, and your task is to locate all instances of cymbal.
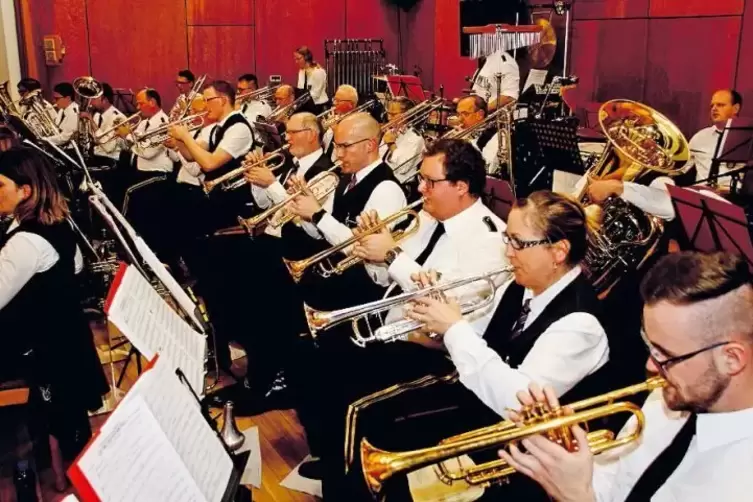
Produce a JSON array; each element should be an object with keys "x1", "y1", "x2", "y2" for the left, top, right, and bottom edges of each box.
[{"x1": 528, "y1": 18, "x2": 557, "y2": 69}]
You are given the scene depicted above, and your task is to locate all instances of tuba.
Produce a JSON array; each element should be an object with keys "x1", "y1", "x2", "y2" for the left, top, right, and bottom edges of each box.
[
  {"x1": 73, "y1": 76, "x2": 104, "y2": 156},
  {"x1": 580, "y1": 99, "x2": 689, "y2": 296},
  {"x1": 19, "y1": 89, "x2": 61, "y2": 138},
  {"x1": 0, "y1": 81, "x2": 21, "y2": 116},
  {"x1": 361, "y1": 376, "x2": 666, "y2": 496}
]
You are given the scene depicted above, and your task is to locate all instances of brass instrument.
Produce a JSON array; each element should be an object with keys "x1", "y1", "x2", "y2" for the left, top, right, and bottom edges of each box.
[
  {"x1": 284, "y1": 199, "x2": 423, "y2": 283},
  {"x1": 268, "y1": 91, "x2": 310, "y2": 123},
  {"x1": 134, "y1": 112, "x2": 208, "y2": 149},
  {"x1": 96, "y1": 111, "x2": 143, "y2": 141},
  {"x1": 305, "y1": 266, "x2": 513, "y2": 347},
  {"x1": 0, "y1": 81, "x2": 21, "y2": 116},
  {"x1": 73, "y1": 76, "x2": 104, "y2": 156},
  {"x1": 361, "y1": 376, "x2": 667, "y2": 496},
  {"x1": 19, "y1": 89, "x2": 61, "y2": 137},
  {"x1": 237, "y1": 163, "x2": 340, "y2": 233},
  {"x1": 318, "y1": 99, "x2": 378, "y2": 130},
  {"x1": 580, "y1": 99, "x2": 689, "y2": 296},
  {"x1": 237, "y1": 84, "x2": 280, "y2": 107},
  {"x1": 170, "y1": 73, "x2": 207, "y2": 122},
  {"x1": 442, "y1": 102, "x2": 514, "y2": 142},
  {"x1": 380, "y1": 97, "x2": 444, "y2": 136},
  {"x1": 219, "y1": 401, "x2": 246, "y2": 453},
  {"x1": 201, "y1": 144, "x2": 291, "y2": 194}
]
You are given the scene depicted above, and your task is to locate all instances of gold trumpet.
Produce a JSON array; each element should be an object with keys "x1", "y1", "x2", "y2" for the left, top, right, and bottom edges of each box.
[
  {"x1": 284, "y1": 199, "x2": 424, "y2": 283},
  {"x1": 202, "y1": 144, "x2": 291, "y2": 194},
  {"x1": 361, "y1": 376, "x2": 667, "y2": 496},
  {"x1": 238, "y1": 162, "x2": 341, "y2": 233},
  {"x1": 96, "y1": 111, "x2": 143, "y2": 140}
]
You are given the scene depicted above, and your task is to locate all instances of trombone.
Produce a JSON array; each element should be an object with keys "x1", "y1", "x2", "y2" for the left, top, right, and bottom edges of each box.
[
  {"x1": 236, "y1": 84, "x2": 280, "y2": 107},
  {"x1": 318, "y1": 99, "x2": 377, "y2": 130},
  {"x1": 237, "y1": 162, "x2": 341, "y2": 233},
  {"x1": 381, "y1": 97, "x2": 444, "y2": 136},
  {"x1": 268, "y1": 91, "x2": 310, "y2": 122},
  {"x1": 361, "y1": 376, "x2": 667, "y2": 496},
  {"x1": 283, "y1": 199, "x2": 424, "y2": 284},
  {"x1": 96, "y1": 111, "x2": 143, "y2": 141},
  {"x1": 305, "y1": 266, "x2": 513, "y2": 347},
  {"x1": 134, "y1": 112, "x2": 208, "y2": 149},
  {"x1": 171, "y1": 73, "x2": 207, "y2": 122},
  {"x1": 202, "y1": 144, "x2": 291, "y2": 194}
]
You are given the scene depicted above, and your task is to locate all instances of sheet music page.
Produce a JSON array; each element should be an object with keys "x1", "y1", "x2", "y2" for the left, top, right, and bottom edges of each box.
[
  {"x1": 523, "y1": 69, "x2": 548, "y2": 92},
  {"x1": 78, "y1": 394, "x2": 207, "y2": 502},
  {"x1": 107, "y1": 265, "x2": 206, "y2": 396},
  {"x1": 134, "y1": 236, "x2": 204, "y2": 331}
]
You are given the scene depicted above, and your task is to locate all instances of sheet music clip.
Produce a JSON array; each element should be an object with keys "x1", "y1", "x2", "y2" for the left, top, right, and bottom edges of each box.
[{"x1": 667, "y1": 184, "x2": 753, "y2": 271}]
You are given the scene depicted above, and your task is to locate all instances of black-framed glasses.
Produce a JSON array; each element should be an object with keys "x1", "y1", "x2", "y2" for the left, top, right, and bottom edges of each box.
[
  {"x1": 641, "y1": 329, "x2": 732, "y2": 376},
  {"x1": 416, "y1": 173, "x2": 450, "y2": 189},
  {"x1": 502, "y1": 232, "x2": 551, "y2": 250},
  {"x1": 333, "y1": 137, "x2": 371, "y2": 150}
]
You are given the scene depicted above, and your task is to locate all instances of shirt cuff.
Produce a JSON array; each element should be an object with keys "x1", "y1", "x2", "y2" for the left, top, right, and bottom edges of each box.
[
  {"x1": 387, "y1": 252, "x2": 421, "y2": 291},
  {"x1": 444, "y1": 320, "x2": 478, "y2": 351},
  {"x1": 267, "y1": 181, "x2": 289, "y2": 204}
]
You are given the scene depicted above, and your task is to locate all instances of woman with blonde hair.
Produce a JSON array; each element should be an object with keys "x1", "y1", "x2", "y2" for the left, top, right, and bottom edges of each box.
[{"x1": 294, "y1": 45, "x2": 329, "y2": 115}]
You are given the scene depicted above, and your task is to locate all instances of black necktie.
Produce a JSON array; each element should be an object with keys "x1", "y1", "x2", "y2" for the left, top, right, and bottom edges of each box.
[
  {"x1": 345, "y1": 174, "x2": 357, "y2": 193},
  {"x1": 97, "y1": 114, "x2": 103, "y2": 127},
  {"x1": 131, "y1": 119, "x2": 152, "y2": 169},
  {"x1": 510, "y1": 299, "x2": 531, "y2": 339},
  {"x1": 624, "y1": 414, "x2": 697, "y2": 502},
  {"x1": 415, "y1": 222, "x2": 446, "y2": 266},
  {"x1": 57, "y1": 111, "x2": 65, "y2": 127},
  {"x1": 303, "y1": 71, "x2": 309, "y2": 91},
  {"x1": 282, "y1": 160, "x2": 299, "y2": 185}
]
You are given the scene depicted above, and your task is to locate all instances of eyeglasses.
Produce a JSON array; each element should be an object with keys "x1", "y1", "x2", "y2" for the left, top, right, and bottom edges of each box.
[
  {"x1": 641, "y1": 329, "x2": 732, "y2": 377},
  {"x1": 502, "y1": 232, "x2": 551, "y2": 250},
  {"x1": 333, "y1": 137, "x2": 371, "y2": 150},
  {"x1": 416, "y1": 173, "x2": 449, "y2": 190}
]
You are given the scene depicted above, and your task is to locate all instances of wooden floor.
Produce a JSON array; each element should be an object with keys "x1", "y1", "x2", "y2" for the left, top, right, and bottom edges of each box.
[{"x1": 0, "y1": 316, "x2": 318, "y2": 502}]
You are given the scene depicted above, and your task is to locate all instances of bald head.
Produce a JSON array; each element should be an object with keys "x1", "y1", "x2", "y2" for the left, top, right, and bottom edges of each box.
[
  {"x1": 333, "y1": 112, "x2": 381, "y2": 173},
  {"x1": 275, "y1": 85, "x2": 295, "y2": 107},
  {"x1": 336, "y1": 112, "x2": 379, "y2": 140}
]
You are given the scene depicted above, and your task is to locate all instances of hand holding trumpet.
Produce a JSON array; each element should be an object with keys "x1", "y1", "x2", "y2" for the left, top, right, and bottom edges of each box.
[
  {"x1": 289, "y1": 176, "x2": 323, "y2": 221},
  {"x1": 352, "y1": 210, "x2": 398, "y2": 263},
  {"x1": 404, "y1": 270, "x2": 463, "y2": 340},
  {"x1": 243, "y1": 151, "x2": 277, "y2": 188}
]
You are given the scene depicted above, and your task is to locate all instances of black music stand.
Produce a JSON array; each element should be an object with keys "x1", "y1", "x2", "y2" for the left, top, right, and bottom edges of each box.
[
  {"x1": 667, "y1": 185, "x2": 753, "y2": 271},
  {"x1": 697, "y1": 118, "x2": 753, "y2": 192},
  {"x1": 483, "y1": 177, "x2": 516, "y2": 221},
  {"x1": 113, "y1": 88, "x2": 136, "y2": 115},
  {"x1": 513, "y1": 116, "x2": 584, "y2": 197},
  {"x1": 386, "y1": 75, "x2": 426, "y2": 102}
]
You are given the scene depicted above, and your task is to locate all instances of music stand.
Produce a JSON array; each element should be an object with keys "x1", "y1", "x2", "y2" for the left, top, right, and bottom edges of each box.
[
  {"x1": 113, "y1": 88, "x2": 136, "y2": 115},
  {"x1": 667, "y1": 184, "x2": 753, "y2": 271},
  {"x1": 483, "y1": 177, "x2": 515, "y2": 221},
  {"x1": 386, "y1": 76, "x2": 426, "y2": 102},
  {"x1": 253, "y1": 121, "x2": 284, "y2": 151},
  {"x1": 699, "y1": 118, "x2": 753, "y2": 192},
  {"x1": 513, "y1": 116, "x2": 584, "y2": 197}
]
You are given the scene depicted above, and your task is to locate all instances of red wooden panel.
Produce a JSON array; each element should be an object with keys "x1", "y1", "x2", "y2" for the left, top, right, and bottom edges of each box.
[
  {"x1": 399, "y1": 0, "x2": 436, "y2": 92},
  {"x1": 345, "y1": 0, "x2": 400, "y2": 68},
  {"x1": 645, "y1": 17, "x2": 741, "y2": 136},
  {"x1": 255, "y1": 0, "x2": 346, "y2": 85},
  {"x1": 734, "y1": 1, "x2": 753, "y2": 105},
  {"x1": 569, "y1": 20, "x2": 600, "y2": 104},
  {"x1": 649, "y1": 0, "x2": 743, "y2": 18},
  {"x1": 188, "y1": 26, "x2": 255, "y2": 83},
  {"x1": 87, "y1": 0, "x2": 188, "y2": 110},
  {"x1": 574, "y1": 0, "x2": 649, "y2": 20},
  {"x1": 186, "y1": 0, "x2": 253, "y2": 26},
  {"x1": 47, "y1": 0, "x2": 90, "y2": 84},
  {"x1": 433, "y1": 0, "x2": 477, "y2": 99}
]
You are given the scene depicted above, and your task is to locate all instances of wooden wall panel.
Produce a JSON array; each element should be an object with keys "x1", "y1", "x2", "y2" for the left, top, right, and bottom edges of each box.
[
  {"x1": 433, "y1": 0, "x2": 476, "y2": 98},
  {"x1": 734, "y1": 0, "x2": 753, "y2": 103},
  {"x1": 645, "y1": 17, "x2": 741, "y2": 135},
  {"x1": 574, "y1": 0, "x2": 650, "y2": 20},
  {"x1": 649, "y1": 0, "x2": 744, "y2": 18},
  {"x1": 47, "y1": 0, "x2": 90, "y2": 84},
  {"x1": 87, "y1": 0, "x2": 187, "y2": 109},
  {"x1": 399, "y1": 0, "x2": 436, "y2": 91},
  {"x1": 254, "y1": 0, "x2": 346, "y2": 84},
  {"x1": 569, "y1": 20, "x2": 600, "y2": 104},
  {"x1": 188, "y1": 26, "x2": 255, "y2": 83},
  {"x1": 345, "y1": 0, "x2": 400, "y2": 70},
  {"x1": 186, "y1": 0, "x2": 254, "y2": 26}
]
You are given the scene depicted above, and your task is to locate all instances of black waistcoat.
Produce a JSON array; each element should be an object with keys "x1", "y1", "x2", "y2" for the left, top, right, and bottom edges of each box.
[
  {"x1": 484, "y1": 273, "x2": 614, "y2": 404},
  {"x1": 0, "y1": 220, "x2": 107, "y2": 409},
  {"x1": 331, "y1": 162, "x2": 399, "y2": 226},
  {"x1": 476, "y1": 127, "x2": 498, "y2": 151},
  {"x1": 205, "y1": 113, "x2": 254, "y2": 182}
]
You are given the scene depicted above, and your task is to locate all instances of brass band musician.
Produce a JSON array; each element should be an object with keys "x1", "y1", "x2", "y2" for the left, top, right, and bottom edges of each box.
[
  {"x1": 47, "y1": 82, "x2": 79, "y2": 146},
  {"x1": 82, "y1": 82, "x2": 127, "y2": 162},
  {"x1": 379, "y1": 97, "x2": 426, "y2": 184},
  {"x1": 294, "y1": 46, "x2": 328, "y2": 115},
  {"x1": 471, "y1": 48, "x2": 520, "y2": 109},
  {"x1": 456, "y1": 95, "x2": 501, "y2": 174},
  {"x1": 16, "y1": 78, "x2": 56, "y2": 122},
  {"x1": 236, "y1": 73, "x2": 272, "y2": 122},
  {"x1": 322, "y1": 84, "x2": 359, "y2": 157},
  {"x1": 170, "y1": 69, "x2": 196, "y2": 119}
]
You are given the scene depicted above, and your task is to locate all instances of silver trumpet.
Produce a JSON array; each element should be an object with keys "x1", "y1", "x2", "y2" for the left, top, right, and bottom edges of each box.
[{"x1": 304, "y1": 266, "x2": 514, "y2": 347}]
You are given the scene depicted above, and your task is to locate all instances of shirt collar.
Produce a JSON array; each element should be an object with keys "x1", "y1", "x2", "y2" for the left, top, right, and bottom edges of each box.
[
  {"x1": 696, "y1": 406, "x2": 753, "y2": 452},
  {"x1": 438, "y1": 198, "x2": 487, "y2": 237},
  {"x1": 523, "y1": 266, "x2": 582, "y2": 313},
  {"x1": 7, "y1": 219, "x2": 19, "y2": 233},
  {"x1": 217, "y1": 110, "x2": 241, "y2": 127},
  {"x1": 296, "y1": 148, "x2": 324, "y2": 173},
  {"x1": 353, "y1": 158, "x2": 383, "y2": 184}
]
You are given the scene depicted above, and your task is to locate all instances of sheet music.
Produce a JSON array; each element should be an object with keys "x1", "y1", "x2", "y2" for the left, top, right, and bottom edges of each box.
[
  {"x1": 523, "y1": 69, "x2": 547, "y2": 92},
  {"x1": 78, "y1": 394, "x2": 208, "y2": 502},
  {"x1": 107, "y1": 265, "x2": 206, "y2": 396}
]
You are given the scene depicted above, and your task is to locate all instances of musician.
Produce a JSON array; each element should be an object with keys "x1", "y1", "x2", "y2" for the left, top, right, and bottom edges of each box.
[
  {"x1": 379, "y1": 97, "x2": 426, "y2": 184},
  {"x1": 456, "y1": 95, "x2": 500, "y2": 174},
  {"x1": 46, "y1": 82, "x2": 79, "y2": 146},
  {"x1": 0, "y1": 148, "x2": 108, "y2": 488},
  {"x1": 171, "y1": 69, "x2": 196, "y2": 118},
  {"x1": 16, "y1": 78, "x2": 56, "y2": 121},
  {"x1": 294, "y1": 46, "x2": 328, "y2": 115},
  {"x1": 274, "y1": 84, "x2": 295, "y2": 109},
  {"x1": 472, "y1": 49, "x2": 520, "y2": 108},
  {"x1": 83, "y1": 82, "x2": 126, "y2": 161},
  {"x1": 500, "y1": 251, "x2": 753, "y2": 502},
  {"x1": 322, "y1": 84, "x2": 359, "y2": 155},
  {"x1": 237, "y1": 73, "x2": 272, "y2": 121}
]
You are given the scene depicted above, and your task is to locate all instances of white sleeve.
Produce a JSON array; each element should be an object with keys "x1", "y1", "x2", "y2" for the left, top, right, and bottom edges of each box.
[
  {"x1": 216, "y1": 124, "x2": 253, "y2": 159},
  {"x1": 444, "y1": 312, "x2": 609, "y2": 417},
  {"x1": 251, "y1": 184, "x2": 274, "y2": 209},
  {"x1": 266, "y1": 181, "x2": 290, "y2": 205},
  {"x1": 498, "y1": 59, "x2": 521, "y2": 100},
  {"x1": 620, "y1": 178, "x2": 676, "y2": 221},
  {"x1": 482, "y1": 135, "x2": 500, "y2": 174},
  {"x1": 47, "y1": 109, "x2": 78, "y2": 146},
  {"x1": 308, "y1": 68, "x2": 328, "y2": 104},
  {"x1": 0, "y1": 233, "x2": 60, "y2": 309},
  {"x1": 316, "y1": 181, "x2": 407, "y2": 248},
  {"x1": 387, "y1": 134, "x2": 425, "y2": 177}
]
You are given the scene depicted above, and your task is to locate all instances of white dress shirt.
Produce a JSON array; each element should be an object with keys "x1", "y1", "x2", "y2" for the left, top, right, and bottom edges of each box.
[
  {"x1": 323, "y1": 127, "x2": 335, "y2": 157},
  {"x1": 379, "y1": 128, "x2": 426, "y2": 184},
  {"x1": 443, "y1": 266, "x2": 609, "y2": 418},
  {"x1": 93, "y1": 106, "x2": 127, "y2": 159},
  {"x1": 169, "y1": 124, "x2": 214, "y2": 186},
  {"x1": 687, "y1": 125, "x2": 736, "y2": 188},
  {"x1": 472, "y1": 133, "x2": 501, "y2": 174},
  {"x1": 47, "y1": 102, "x2": 79, "y2": 146},
  {"x1": 211, "y1": 111, "x2": 254, "y2": 160},
  {"x1": 367, "y1": 199, "x2": 508, "y2": 332},
  {"x1": 0, "y1": 220, "x2": 84, "y2": 310},
  {"x1": 592, "y1": 389, "x2": 753, "y2": 502},
  {"x1": 297, "y1": 67, "x2": 329, "y2": 105},
  {"x1": 472, "y1": 50, "x2": 520, "y2": 101},
  {"x1": 240, "y1": 100, "x2": 273, "y2": 122},
  {"x1": 301, "y1": 159, "x2": 407, "y2": 244},
  {"x1": 129, "y1": 110, "x2": 172, "y2": 173}
]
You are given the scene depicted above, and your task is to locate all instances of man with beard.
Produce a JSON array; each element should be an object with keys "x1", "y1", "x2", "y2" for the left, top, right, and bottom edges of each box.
[{"x1": 499, "y1": 251, "x2": 753, "y2": 502}]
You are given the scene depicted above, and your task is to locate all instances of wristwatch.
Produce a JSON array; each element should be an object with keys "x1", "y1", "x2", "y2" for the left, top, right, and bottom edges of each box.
[{"x1": 384, "y1": 246, "x2": 403, "y2": 266}]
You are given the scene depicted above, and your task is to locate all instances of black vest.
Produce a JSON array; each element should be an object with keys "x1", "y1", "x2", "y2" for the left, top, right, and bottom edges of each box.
[
  {"x1": 0, "y1": 221, "x2": 107, "y2": 409},
  {"x1": 331, "y1": 162, "x2": 399, "y2": 226},
  {"x1": 484, "y1": 273, "x2": 614, "y2": 404},
  {"x1": 476, "y1": 127, "x2": 498, "y2": 151},
  {"x1": 205, "y1": 113, "x2": 254, "y2": 182}
]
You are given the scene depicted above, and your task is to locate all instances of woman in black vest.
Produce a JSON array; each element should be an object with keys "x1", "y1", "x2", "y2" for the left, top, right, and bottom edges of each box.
[{"x1": 0, "y1": 148, "x2": 108, "y2": 489}]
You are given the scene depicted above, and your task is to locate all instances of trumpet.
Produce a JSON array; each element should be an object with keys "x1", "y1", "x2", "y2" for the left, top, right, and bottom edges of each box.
[
  {"x1": 202, "y1": 144, "x2": 291, "y2": 194},
  {"x1": 283, "y1": 199, "x2": 424, "y2": 284},
  {"x1": 135, "y1": 112, "x2": 208, "y2": 149},
  {"x1": 361, "y1": 376, "x2": 667, "y2": 496},
  {"x1": 237, "y1": 162, "x2": 340, "y2": 233},
  {"x1": 305, "y1": 266, "x2": 513, "y2": 347}
]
